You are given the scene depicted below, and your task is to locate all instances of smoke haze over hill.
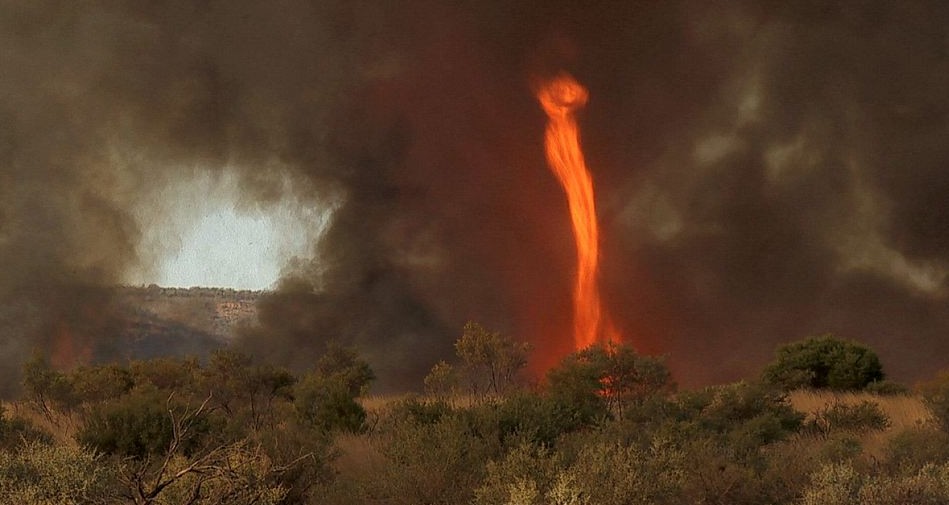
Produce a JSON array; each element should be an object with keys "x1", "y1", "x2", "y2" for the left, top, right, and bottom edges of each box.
[{"x1": 3, "y1": 1, "x2": 949, "y2": 392}]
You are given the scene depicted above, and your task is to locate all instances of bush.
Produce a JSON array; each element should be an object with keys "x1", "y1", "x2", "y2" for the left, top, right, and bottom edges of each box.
[
  {"x1": 370, "y1": 413, "x2": 497, "y2": 505},
  {"x1": 883, "y1": 428, "x2": 949, "y2": 472},
  {"x1": 679, "y1": 382, "x2": 804, "y2": 443},
  {"x1": 921, "y1": 371, "x2": 949, "y2": 433},
  {"x1": 294, "y1": 374, "x2": 367, "y2": 434},
  {"x1": 803, "y1": 401, "x2": 890, "y2": 436},
  {"x1": 762, "y1": 335, "x2": 884, "y2": 391},
  {"x1": 546, "y1": 343, "x2": 673, "y2": 425},
  {"x1": 473, "y1": 443, "x2": 562, "y2": 505},
  {"x1": 0, "y1": 405, "x2": 51, "y2": 449},
  {"x1": 865, "y1": 380, "x2": 909, "y2": 396},
  {"x1": 76, "y1": 386, "x2": 212, "y2": 458},
  {"x1": 0, "y1": 441, "x2": 114, "y2": 504},
  {"x1": 801, "y1": 461, "x2": 949, "y2": 505}
]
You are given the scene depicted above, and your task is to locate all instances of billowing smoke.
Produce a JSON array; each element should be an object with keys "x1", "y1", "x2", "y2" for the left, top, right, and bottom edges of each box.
[{"x1": 3, "y1": 1, "x2": 949, "y2": 392}]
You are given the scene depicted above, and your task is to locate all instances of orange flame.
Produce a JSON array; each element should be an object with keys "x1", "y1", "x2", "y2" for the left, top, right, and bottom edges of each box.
[{"x1": 537, "y1": 73, "x2": 619, "y2": 350}]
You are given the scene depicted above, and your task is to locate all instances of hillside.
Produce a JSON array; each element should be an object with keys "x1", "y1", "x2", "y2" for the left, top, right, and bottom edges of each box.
[{"x1": 110, "y1": 285, "x2": 262, "y2": 360}]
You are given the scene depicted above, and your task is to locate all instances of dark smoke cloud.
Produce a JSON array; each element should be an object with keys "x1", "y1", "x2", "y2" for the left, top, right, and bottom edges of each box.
[{"x1": 3, "y1": 0, "x2": 949, "y2": 392}]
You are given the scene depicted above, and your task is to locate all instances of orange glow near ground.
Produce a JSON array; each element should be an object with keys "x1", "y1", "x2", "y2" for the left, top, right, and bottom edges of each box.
[{"x1": 537, "y1": 73, "x2": 619, "y2": 350}]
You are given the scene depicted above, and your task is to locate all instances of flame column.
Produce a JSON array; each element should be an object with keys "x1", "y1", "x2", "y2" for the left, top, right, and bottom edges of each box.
[{"x1": 537, "y1": 73, "x2": 616, "y2": 350}]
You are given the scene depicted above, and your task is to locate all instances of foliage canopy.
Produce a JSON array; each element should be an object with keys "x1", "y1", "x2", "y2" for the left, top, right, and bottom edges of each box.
[{"x1": 761, "y1": 335, "x2": 884, "y2": 391}]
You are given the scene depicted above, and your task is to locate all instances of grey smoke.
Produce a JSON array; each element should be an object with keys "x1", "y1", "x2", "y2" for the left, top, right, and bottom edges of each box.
[{"x1": 2, "y1": 1, "x2": 949, "y2": 392}]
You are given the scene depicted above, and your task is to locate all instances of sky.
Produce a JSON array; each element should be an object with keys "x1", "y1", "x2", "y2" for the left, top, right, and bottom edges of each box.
[
  {"x1": 4, "y1": 0, "x2": 949, "y2": 390},
  {"x1": 146, "y1": 206, "x2": 296, "y2": 291},
  {"x1": 124, "y1": 172, "x2": 318, "y2": 291}
]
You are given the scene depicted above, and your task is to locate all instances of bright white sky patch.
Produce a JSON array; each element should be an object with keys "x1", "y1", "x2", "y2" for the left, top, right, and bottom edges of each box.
[
  {"x1": 126, "y1": 170, "x2": 326, "y2": 290},
  {"x1": 154, "y1": 208, "x2": 292, "y2": 290}
]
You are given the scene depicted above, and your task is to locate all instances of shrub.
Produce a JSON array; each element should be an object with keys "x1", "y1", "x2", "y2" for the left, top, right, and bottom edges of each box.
[
  {"x1": 803, "y1": 400, "x2": 890, "y2": 436},
  {"x1": 681, "y1": 382, "x2": 804, "y2": 443},
  {"x1": 547, "y1": 343, "x2": 673, "y2": 425},
  {"x1": 865, "y1": 380, "x2": 909, "y2": 396},
  {"x1": 920, "y1": 371, "x2": 949, "y2": 433},
  {"x1": 473, "y1": 443, "x2": 562, "y2": 505},
  {"x1": 0, "y1": 404, "x2": 51, "y2": 449},
  {"x1": 387, "y1": 395, "x2": 454, "y2": 425},
  {"x1": 883, "y1": 427, "x2": 949, "y2": 472},
  {"x1": 800, "y1": 463, "x2": 863, "y2": 505},
  {"x1": 370, "y1": 413, "x2": 497, "y2": 505},
  {"x1": 801, "y1": 461, "x2": 949, "y2": 505},
  {"x1": 76, "y1": 386, "x2": 212, "y2": 458},
  {"x1": 294, "y1": 374, "x2": 367, "y2": 434},
  {"x1": 0, "y1": 441, "x2": 114, "y2": 504},
  {"x1": 559, "y1": 437, "x2": 685, "y2": 505},
  {"x1": 762, "y1": 335, "x2": 884, "y2": 391}
]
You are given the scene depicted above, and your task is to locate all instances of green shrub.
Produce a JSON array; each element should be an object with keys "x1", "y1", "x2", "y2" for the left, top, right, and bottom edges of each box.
[
  {"x1": 76, "y1": 386, "x2": 211, "y2": 458},
  {"x1": 294, "y1": 374, "x2": 367, "y2": 433},
  {"x1": 800, "y1": 463, "x2": 863, "y2": 505},
  {"x1": 546, "y1": 343, "x2": 673, "y2": 426},
  {"x1": 681, "y1": 382, "x2": 804, "y2": 444},
  {"x1": 864, "y1": 380, "x2": 909, "y2": 396},
  {"x1": 802, "y1": 461, "x2": 949, "y2": 505},
  {"x1": 0, "y1": 441, "x2": 114, "y2": 504},
  {"x1": 559, "y1": 437, "x2": 685, "y2": 505},
  {"x1": 883, "y1": 427, "x2": 949, "y2": 472},
  {"x1": 370, "y1": 413, "x2": 497, "y2": 505},
  {"x1": 388, "y1": 395, "x2": 454, "y2": 425},
  {"x1": 762, "y1": 335, "x2": 884, "y2": 391},
  {"x1": 818, "y1": 434, "x2": 864, "y2": 463},
  {"x1": 474, "y1": 443, "x2": 562, "y2": 505}
]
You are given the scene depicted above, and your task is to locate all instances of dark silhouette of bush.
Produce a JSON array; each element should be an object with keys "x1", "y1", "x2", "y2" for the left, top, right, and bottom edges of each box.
[{"x1": 762, "y1": 335, "x2": 884, "y2": 391}]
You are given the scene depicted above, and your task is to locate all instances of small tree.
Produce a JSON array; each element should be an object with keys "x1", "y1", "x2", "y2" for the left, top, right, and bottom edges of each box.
[
  {"x1": 424, "y1": 360, "x2": 458, "y2": 403},
  {"x1": 455, "y1": 322, "x2": 530, "y2": 398},
  {"x1": 21, "y1": 353, "x2": 77, "y2": 425},
  {"x1": 294, "y1": 345, "x2": 375, "y2": 434},
  {"x1": 547, "y1": 343, "x2": 673, "y2": 421},
  {"x1": 761, "y1": 335, "x2": 884, "y2": 391}
]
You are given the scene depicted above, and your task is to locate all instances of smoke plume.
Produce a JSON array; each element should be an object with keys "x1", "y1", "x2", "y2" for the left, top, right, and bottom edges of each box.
[{"x1": 3, "y1": 1, "x2": 949, "y2": 391}]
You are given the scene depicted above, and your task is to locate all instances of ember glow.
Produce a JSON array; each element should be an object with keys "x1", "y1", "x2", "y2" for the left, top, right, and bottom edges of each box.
[{"x1": 538, "y1": 73, "x2": 618, "y2": 350}]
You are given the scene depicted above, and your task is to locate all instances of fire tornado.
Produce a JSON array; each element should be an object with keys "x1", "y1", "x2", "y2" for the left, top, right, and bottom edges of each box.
[{"x1": 537, "y1": 73, "x2": 618, "y2": 350}]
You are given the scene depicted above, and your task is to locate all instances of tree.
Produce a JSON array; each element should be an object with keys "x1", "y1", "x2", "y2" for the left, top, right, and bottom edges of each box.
[
  {"x1": 547, "y1": 343, "x2": 673, "y2": 422},
  {"x1": 314, "y1": 344, "x2": 375, "y2": 397},
  {"x1": 21, "y1": 353, "x2": 77, "y2": 425},
  {"x1": 761, "y1": 335, "x2": 884, "y2": 391},
  {"x1": 199, "y1": 349, "x2": 296, "y2": 431},
  {"x1": 424, "y1": 360, "x2": 458, "y2": 403},
  {"x1": 455, "y1": 322, "x2": 530, "y2": 398},
  {"x1": 294, "y1": 345, "x2": 375, "y2": 434}
]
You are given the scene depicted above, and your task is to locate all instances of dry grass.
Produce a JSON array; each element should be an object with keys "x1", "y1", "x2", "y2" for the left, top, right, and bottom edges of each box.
[
  {"x1": 788, "y1": 390, "x2": 934, "y2": 458},
  {"x1": 789, "y1": 390, "x2": 932, "y2": 430},
  {"x1": 2, "y1": 401, "x2": 81, "y2": 445}
]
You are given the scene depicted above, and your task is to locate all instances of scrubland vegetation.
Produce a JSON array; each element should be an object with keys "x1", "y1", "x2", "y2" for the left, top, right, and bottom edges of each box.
[{"x1": 3, "y1": 327, "x2": 949, "y2": 504}]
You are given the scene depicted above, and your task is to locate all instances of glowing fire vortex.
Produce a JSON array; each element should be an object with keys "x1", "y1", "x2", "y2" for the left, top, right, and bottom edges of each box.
[{"x1": 537, "y1": 73, "x2": 617, "y2": 350}]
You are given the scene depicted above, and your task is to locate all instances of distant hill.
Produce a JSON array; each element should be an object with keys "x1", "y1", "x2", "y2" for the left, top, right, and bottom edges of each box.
[{"x1": 109, "y1": 285, "x2": 262, "y2": 360}]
